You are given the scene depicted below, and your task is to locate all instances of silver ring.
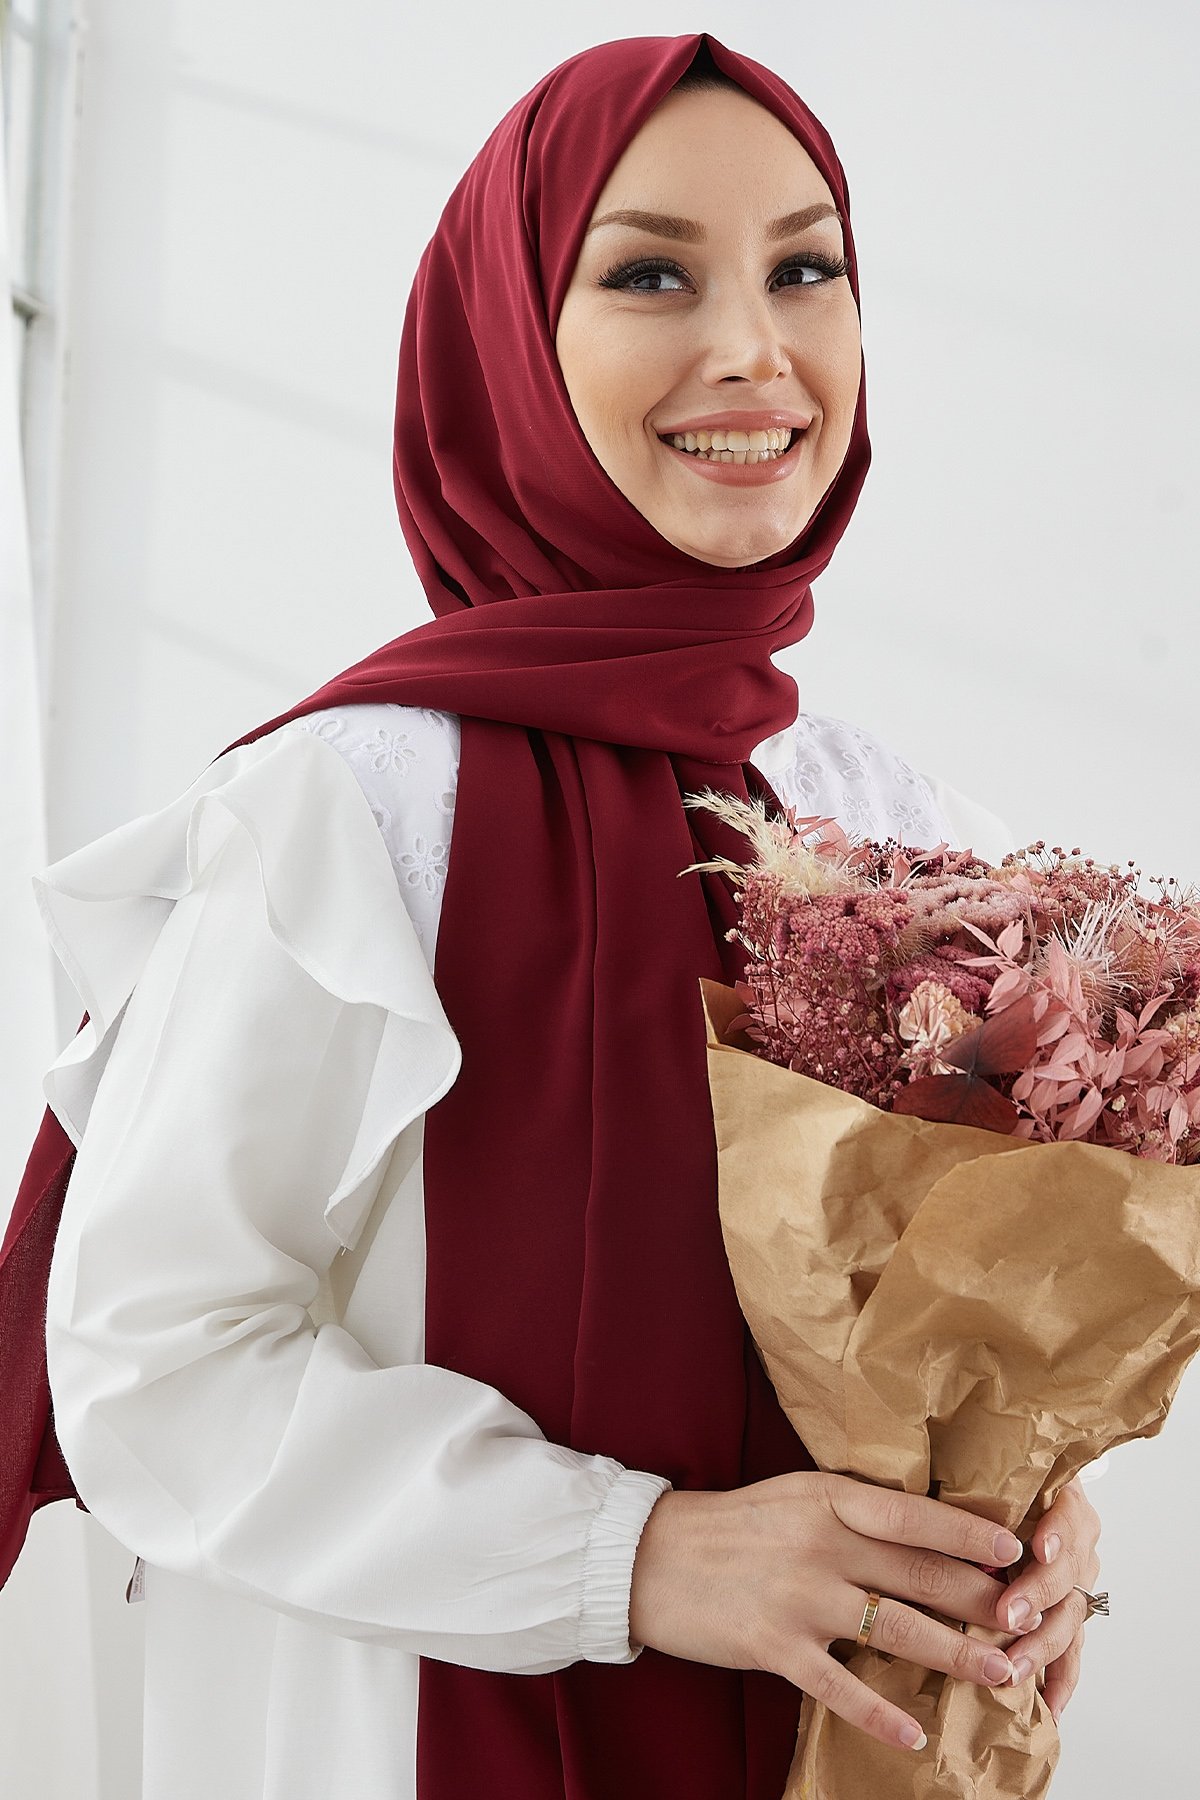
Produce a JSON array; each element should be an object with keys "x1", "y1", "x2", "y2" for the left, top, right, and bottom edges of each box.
[{"x1": 1074, "y1": 1585, "x2": 1109, "y2": 1620}]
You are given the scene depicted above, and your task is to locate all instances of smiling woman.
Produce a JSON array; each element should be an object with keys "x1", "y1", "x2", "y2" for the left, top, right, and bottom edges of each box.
[
  {"x1": 555, "y1": 65, "x2": 862, "y2": 567},
  {"x1": 0, "y1": 28, "x2": 1095, "y2": 1800}
]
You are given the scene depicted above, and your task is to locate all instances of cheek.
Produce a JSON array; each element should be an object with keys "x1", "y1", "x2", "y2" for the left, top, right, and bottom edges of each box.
[
  {"x1": 792, "y1": 315, "x2": 862, "y2": 484},
  {"x1": 573, "y1": 371, "x2": 678, "y2": 500},
  {"x1": 786, "y1": 296, "x2": 861, "y2": 401},
  {"x1": 560, "y1": 298, "x2": 684, "y2": 428},
  {"x1": 580, "y1": 329, "x2": 672, "y2": 445},
  {"x1": 824, "y1": 303, "x2": 864, "y2": 413}
]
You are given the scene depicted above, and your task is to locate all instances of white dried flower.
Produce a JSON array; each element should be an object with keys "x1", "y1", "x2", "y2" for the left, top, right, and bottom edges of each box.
[{"x1": 897, "y1": 980, "x2": 978, "y2": 1074}]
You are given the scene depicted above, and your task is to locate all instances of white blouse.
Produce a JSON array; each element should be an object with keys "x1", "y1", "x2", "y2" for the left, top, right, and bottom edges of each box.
[{"x1": 39, "y1": 703, "x2": 1003, "y2": 1800}]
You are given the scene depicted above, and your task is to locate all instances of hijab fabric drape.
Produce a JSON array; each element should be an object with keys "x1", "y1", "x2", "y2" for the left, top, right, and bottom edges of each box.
[{"x1": 1, "y1": 31, "x2": 871, "y2": 1798}]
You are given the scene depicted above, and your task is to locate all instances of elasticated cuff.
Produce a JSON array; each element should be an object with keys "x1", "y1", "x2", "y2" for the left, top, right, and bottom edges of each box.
[{"x1": 576, "y1": 1467, "x2": 674, "y2": 1664}]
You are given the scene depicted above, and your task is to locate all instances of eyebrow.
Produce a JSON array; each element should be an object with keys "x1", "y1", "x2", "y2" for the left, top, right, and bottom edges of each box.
[{"x1": 585, "y1": 202, "x2": 842, "y2": 241}]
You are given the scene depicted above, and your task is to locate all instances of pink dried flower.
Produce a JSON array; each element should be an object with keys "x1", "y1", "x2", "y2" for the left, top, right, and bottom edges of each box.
[
  {"x1": 679, "y1": 792, "x2": 1200, "y2": 1162},
  {"x1": 886, "y1": 950, "x2": 993, "y2": 1015}
]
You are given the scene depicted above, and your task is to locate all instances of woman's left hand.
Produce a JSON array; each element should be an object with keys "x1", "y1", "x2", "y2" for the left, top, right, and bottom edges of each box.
[{"x1": 991, "y1": 1476, "x2": 1102, "y2": 1726}]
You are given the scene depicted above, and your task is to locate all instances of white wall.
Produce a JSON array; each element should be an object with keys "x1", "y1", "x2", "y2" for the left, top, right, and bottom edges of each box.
[
  {"x1": 3, "y1": 3, "x2": 1196, "y2": 1795},
  {"x1": 0, "y1": 11, "x2": 99, "y2": 1796}
]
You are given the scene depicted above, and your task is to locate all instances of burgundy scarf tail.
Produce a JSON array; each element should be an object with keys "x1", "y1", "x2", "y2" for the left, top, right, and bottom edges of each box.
[{"x1": 0, "y1": 1092, "x2": 87, "y2": 1590}]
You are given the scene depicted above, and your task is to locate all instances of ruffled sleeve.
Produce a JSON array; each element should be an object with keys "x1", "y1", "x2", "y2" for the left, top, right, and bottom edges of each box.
[
  {"x1": 920, "y1": 772, "x2": 1014, "y2": 866},
  {"x1": 40, "y1": 725, "x2": 669, "y2": 1671}
]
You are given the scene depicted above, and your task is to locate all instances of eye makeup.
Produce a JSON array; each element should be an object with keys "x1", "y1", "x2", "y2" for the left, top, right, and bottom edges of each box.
[{"x1": 596, "y1": 250, "x2": 850, "y2": 293}]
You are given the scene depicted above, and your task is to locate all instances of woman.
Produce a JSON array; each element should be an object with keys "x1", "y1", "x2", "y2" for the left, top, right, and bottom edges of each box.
[{"x1": 1, "y1": 30, "x2": 1100, "y2": 1800}]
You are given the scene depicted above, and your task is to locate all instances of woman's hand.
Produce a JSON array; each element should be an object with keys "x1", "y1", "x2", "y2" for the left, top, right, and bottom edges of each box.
[
  {"x1": 629, "y1": 1471, "x2": 1041, "y2": 1756},
  {"x1": 987, "y1": 1476, "x2": 1103, "y2": 1726}
]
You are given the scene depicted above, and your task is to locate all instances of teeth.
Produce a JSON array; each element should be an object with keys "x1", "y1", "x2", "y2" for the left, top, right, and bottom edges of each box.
[
  {"x1": 665, "y1": 423, "x2": 798, "y2": 464},
  {"x1": 663, "y1": 424, "x2": 798, "y2": 463}
]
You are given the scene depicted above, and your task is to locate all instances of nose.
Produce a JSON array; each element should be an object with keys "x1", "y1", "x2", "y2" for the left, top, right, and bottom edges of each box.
[{"x1": 698, "y1": 282, "x2": 790, "y2": 387}]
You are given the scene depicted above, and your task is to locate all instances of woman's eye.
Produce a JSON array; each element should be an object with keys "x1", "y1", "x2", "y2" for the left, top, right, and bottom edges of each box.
[
  {"x1": 596, "y1": 251, "x2": 849, "y2": 295},
  {"x1": 597, "y1": 259, "x2": 690, "y2": 293},
  {"x1": 772, "y1": 253, "x2": 850, "y2": 289}
]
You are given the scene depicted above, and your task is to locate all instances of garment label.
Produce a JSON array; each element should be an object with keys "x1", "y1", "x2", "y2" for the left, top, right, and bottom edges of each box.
[{"x1": 125, "y1": 1555, "x2": 145, "y2": 1604}]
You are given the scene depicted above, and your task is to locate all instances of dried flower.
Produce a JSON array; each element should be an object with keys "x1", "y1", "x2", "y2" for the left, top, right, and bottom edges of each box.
[
  {"x1": 886, "y1": 950, "x2": 992, "y2": 1015},
  {"x1": 680, "y1": 791, "x2": 1200, "y2": 1163},
  {"x1": 897, "y1": 981, "x2": 980, "y2": 1075}
]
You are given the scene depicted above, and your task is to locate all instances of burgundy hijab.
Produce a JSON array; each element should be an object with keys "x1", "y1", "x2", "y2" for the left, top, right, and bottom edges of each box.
[{"x1": 1, "y1": 31, "x2": 871, "y2": 1798}]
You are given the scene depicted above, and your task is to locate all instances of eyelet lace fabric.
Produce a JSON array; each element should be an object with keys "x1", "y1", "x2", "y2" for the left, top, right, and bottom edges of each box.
[
  {"x1": 279, "y1": 701, "x2": 957, "y2": 975},
  {"x1": 280, "y1": 705, "x2": 462, "y2": 967},
  {"x1": 776, "y1": 711, "x2": 953, "y2": 848}
]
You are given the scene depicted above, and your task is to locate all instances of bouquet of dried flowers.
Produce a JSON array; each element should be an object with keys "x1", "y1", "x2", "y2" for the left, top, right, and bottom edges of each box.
[
  {"x1": 682, "y1": 789, "x2": 1200, "y2": 1800},
  {"x1": 684, "y1": 790, "x2": 1200, "y2": 1158}
]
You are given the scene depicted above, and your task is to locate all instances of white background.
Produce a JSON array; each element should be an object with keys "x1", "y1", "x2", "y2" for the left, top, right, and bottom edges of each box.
[{"x1": 2, "y1": 3, "x2": 1196, "y2": 1795}]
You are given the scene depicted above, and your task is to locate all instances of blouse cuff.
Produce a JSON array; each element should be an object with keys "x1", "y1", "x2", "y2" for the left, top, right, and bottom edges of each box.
[{"x1": 577, "y1": 1467, "x2": 673, "y2": 1665}]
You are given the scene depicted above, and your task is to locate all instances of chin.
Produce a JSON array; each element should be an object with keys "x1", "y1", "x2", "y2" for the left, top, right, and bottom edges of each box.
[
  {"x1": 661, "y1": 497, "x2": 809, "y2": 570},
  {"x1": 671, "y1": 525, "x2": 800, "y2": 569}
]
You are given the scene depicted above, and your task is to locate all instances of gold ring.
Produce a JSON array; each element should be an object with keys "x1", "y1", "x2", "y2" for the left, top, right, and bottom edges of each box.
[
  {"x1": 1073, "y1": 1586, "x2": 1109, "y2": 1620},
  {"x1": 856, "y1": 1591, "x2": 881, "y2": 1648}
]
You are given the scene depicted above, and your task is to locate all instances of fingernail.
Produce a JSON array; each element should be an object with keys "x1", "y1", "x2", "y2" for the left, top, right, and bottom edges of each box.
[
  {"x1": 899, "y1": 1722, "x2": 927, "y2": 1750},
  {"x1": 1019, "y1": 1612, "x2": 1043, "y2": 1634},
  {"x1": 993, "y1": 1529, "x2": 1022, "y2": 1563},
  {"x1": 984, "y1": 1653, "x2": 1014, "y2": 1683},
  {"x1": 1007, "y1": 1597, "x2": 1032, "y2": 1629},
  {"x1": 1009, "y1": 1656, "x2": 1032, "y2": 1684},
  {"x1": 1044, "y1": 1533, "x2": 1061, "y2": 1563}
]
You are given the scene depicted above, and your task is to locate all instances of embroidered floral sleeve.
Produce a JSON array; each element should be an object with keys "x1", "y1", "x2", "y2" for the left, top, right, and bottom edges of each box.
[
  {"x1": 279, "y1": 704, "x2": 461, "y2": 969},
  {"x1": 769, "y1": 711, "x2": 956, "y2": 849}
]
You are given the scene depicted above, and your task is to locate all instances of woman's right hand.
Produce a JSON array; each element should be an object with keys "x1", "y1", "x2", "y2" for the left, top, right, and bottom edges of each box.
[{"x1": 628, "y1": 1472, "x2": 1041, "y2": 1755}]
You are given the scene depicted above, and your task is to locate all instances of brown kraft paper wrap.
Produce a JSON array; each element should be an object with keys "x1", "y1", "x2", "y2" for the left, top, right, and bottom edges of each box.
[{"x1": 699, "y1": 977, "x2": 1200, "y2": 1799}]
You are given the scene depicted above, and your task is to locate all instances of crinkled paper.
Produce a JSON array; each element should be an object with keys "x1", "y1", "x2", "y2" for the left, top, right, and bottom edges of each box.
[{"x1": 700, "y1": 977, "x2": 1200, "y2": 1799}]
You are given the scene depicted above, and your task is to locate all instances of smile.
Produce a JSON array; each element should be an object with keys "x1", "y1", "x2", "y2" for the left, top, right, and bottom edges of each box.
[
  {"x1": 659, "y1": 425, "x2": 796, "y2": 464},
  {"x1": 656, "y1": 425, "x2": 807, "y2": 485}
]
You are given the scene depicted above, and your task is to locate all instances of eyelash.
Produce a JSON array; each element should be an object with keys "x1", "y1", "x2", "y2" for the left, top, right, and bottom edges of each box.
[{"x1": 596, "y1": 250, "x2": 851, "y2": 294}]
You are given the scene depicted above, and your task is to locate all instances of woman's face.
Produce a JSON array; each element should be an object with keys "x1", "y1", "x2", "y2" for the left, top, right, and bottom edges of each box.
[{"x1": 555, "y1": 84, "x2": 863, "y2": 569}]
